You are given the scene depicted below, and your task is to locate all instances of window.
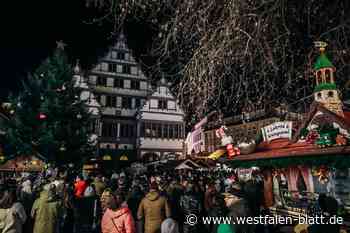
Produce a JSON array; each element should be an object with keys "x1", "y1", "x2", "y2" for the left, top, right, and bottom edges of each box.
[
  {"x1": 131, "y1": 80, "x2": 140, "y2": 90},
  {"x1": 325, "y1": 69, "x2": 331, "y2": 82},
  {"x1": 158, "y1": 99, "x2": 167, "y2": 110},
  {"x1": 131, "y1": 66, "x2": 138, "y2": 75},
  {"x1": 101, "y1": 122, "x2": 117, "y2": 137},
  {"x1": 111, "y1": 51, "x2": 117, "y2": 59},
  {"x1": 135, "y1": 98, "x2": 141, "y2": 108},
  {"x1": 328, "y1": 91, "x2": 334, "y2": 98},
  {"x1": 117, "y1": 52, "x2": 125, "y2": 60},
  {"x1": 316, "y1": 71, "x2": 322, "y2": 84},
  {"x1": 106, "y1": 96, "x2": 112, "y2": 107},
  {"x1": 163, "y1": 124, "x2": 169, "y2": 138},
  {"x1": 123, "y1": 65, "x2": 131, "y2": 74},
  {"x1": 157, "y1": 124, "x2": 162, "y2": 138},
  {"x1": 97, "y1": 76, "x2": 107, "y2": 86},
  {"x1": 169, "y1": 125, "x2": 174, "y2": 138},
  {"x1": 105, "y1": 96, "x2": 116, "y2": 107},
  {"x1": 179, "y1": 125, "x2": 183, "y2": 138},
  {"x1": 120, "y1": 124, "x2": 134, "y2": 138},
  {"x1": 145, "y1": 123, "x2": 152, "y2": 137},
  {"x1": 122, "y1": 96, "x2": 132, "y2": 109},
  {"x1": 151, "y1": 123, "x2": 157, "y2": 137},
  {"x1": 174, "y1": 125, "x2": 179, "y2": 138},
  {"x1": 114, "y1": 78, "x2": 124, "y2": 88},
  {"x1": 108, "y1": 63, "x2": 117, "y2": 73}
]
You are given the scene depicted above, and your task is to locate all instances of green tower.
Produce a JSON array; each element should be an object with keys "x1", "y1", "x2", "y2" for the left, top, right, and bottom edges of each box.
[{"x1": 313, "y1": 41, "x2": 344, "y2": 117}]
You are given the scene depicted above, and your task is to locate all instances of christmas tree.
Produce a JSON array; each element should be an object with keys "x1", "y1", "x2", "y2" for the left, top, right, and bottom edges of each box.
[{"x1": 3, "y1": 42, "x2": 94, "y2": 165}]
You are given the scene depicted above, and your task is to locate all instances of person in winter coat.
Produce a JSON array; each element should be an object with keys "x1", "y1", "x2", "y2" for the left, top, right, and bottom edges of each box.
[
  {"x1": 101, "y1": 190, "x2": 135, "y2": 233},
  {"x1": 74, "y1": 175, "x2": 87, "y2": 198},
  {"x1": 223, "y1": 188, "x2": 255, "y2": 233},
  {"x1": 137, "y1": 182, "x2": 171, "y2": 233},
  {"x1": 0, "y1": 188, "x2": 27, "y2": 233},
  {"x1": 161, "y1": 218, "x2": 179, "y2": 233},
  {"x1": 208, "y1": 194, "x2": 228, "y2": 233},
  {"x1": 204, "y1": 183, "x2": 216, "y2": 213},
  {"x1": 307, "y1": 195, "x2": 340, "y2": 233},
  {"x1": 93, "y1": 176, "x2": 106, "y2": 196},
  {"x1": 31, "y1": 184, "x2": 63, "y2": 233},
  {"x1": 180, "y1": 184, "x2": 202, "y2": 233},
  {"x1": 101, "y1": 188, "x2": 114, "y2": 213},
  {"x1": 127, "y1": 186, "x2": 144, "y2": 233}
]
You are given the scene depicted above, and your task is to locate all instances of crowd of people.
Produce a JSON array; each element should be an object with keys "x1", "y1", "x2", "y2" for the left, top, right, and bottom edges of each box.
[{"x1": 0, "y1": 166, "x2": 342, "y2": 233}]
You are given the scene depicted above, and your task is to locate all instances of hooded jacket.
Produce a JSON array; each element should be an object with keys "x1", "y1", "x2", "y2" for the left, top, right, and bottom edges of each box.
[
  {"x1": 31, "y1": 191, "x2": 63, "y2": 233},
  {"x1": 137, "y1": 191, "x2": 171, "y2": 233},
  {"x1": 101, "y1": 207, "x2": 135, "y2": 233}
]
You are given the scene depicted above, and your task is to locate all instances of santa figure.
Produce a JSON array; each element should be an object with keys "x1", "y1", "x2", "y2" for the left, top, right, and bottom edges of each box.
[{"x1": 215, "y1": 125, "x2": 240, "y2": 158}]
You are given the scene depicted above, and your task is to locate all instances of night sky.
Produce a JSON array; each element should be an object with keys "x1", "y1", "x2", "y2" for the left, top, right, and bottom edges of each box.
[{"x1": 0, "y1": 1, "x2": 152, "y2": 100}]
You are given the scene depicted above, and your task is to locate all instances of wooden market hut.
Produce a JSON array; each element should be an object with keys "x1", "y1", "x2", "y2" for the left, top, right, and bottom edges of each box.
[
  {"x1": 0, "y1": 155, "x2": 45, "y2": 173},
  {"x1": 225, "y1": 44, "x2": 350, "y2": 223}
]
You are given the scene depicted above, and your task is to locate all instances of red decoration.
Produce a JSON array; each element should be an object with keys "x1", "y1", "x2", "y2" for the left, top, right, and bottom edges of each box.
[
  {"x1": 227, "y1": 144, "x2": 240, "y2": 159},
  {"x1": 37, "y1": 113, "x2": 47, "y2": 120},
  {"x1": 306, "y1": 130, "x2": 319, "y2": 144}
]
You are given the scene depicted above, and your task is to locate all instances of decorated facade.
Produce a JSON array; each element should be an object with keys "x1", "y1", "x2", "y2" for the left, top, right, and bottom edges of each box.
[{"x1": 219, "y1": 42, "x2": 350, "y2": 217}]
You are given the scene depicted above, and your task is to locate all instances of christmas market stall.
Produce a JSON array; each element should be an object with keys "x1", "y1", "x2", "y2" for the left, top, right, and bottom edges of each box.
[
  {"x1": 0, "y1": 155, "x2": 45, "y2": 173},
  {"x1": 225, "y1": 43, "x2": 350, "y2": 221}
]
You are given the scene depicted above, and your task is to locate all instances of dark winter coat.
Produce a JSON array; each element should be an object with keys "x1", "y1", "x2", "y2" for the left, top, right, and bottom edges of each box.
[{"x1": 180, "y1": 193, "x2": 202, "y2": 233}]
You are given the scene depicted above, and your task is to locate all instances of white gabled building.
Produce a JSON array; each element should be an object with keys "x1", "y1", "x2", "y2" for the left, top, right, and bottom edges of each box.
[
  {"x1": 73, "y1": 61, "x2": 101, "y2": 146},
  {"x1": 86, "y1": 32, "x2": 151, "y2": 162},
  {"x1": 136, "y1": 77, "x2": 185, "y2": 162}
]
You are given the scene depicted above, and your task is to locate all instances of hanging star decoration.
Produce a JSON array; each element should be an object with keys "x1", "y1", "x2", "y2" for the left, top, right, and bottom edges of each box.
[{"x1": 56, "y1": 40, "x2": 67, "y2": 50}]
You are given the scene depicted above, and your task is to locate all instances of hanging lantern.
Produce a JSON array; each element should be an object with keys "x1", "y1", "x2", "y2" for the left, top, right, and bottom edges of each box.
[
  {"x1": 37, "y1": 113, "x2": 47, "y2": 120},
  {"x1": 59, "y1": 144, "x2": 66, "y2": 151}
]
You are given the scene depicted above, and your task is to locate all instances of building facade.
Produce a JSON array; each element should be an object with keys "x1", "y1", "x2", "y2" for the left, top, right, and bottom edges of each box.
[
  {"x1": 85, "y1": 33, "x2": 185, "y2": 162},
  {"x1": 137, "y1": 77, "x2": 185, "y2": 162},
  {"x1": 87, "y1": 33, "x2": 151, "y2": 161}
]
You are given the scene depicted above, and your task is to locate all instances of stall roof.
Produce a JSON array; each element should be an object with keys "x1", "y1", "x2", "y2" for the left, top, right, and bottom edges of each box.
[
  {"x1": 227, "y1": 138, "x2": 350, "y2": 168},
  {"x1": 175, "y1": 159, "x2": 202, "y2": 170}
]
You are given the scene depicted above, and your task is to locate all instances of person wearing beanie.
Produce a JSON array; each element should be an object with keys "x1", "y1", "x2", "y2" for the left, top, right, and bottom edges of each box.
[{"x1": 137, "y1": 182, "x2": 171, "y2": 233}]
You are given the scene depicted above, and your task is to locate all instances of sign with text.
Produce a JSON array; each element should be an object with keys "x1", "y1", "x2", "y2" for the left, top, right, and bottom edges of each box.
[{"x1": 261, "y1": 121, "x2": 293, "y2": 142}]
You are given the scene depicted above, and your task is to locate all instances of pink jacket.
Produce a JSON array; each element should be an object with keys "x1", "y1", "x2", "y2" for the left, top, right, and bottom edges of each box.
[{"x1": 102, "y1": 207, "x2": 135, "y2": 233}]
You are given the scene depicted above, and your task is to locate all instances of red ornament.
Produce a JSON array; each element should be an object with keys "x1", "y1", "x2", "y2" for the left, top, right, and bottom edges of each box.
[
  {"x1": 306, "y1": 130, "x2": 319, "y2": 144},
  {"x1": 227, "y1": 144, "x2": 240, "y2": 159},
  {"x1": 37, "y1": 113, "x2": 47, "y2": 120}
]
